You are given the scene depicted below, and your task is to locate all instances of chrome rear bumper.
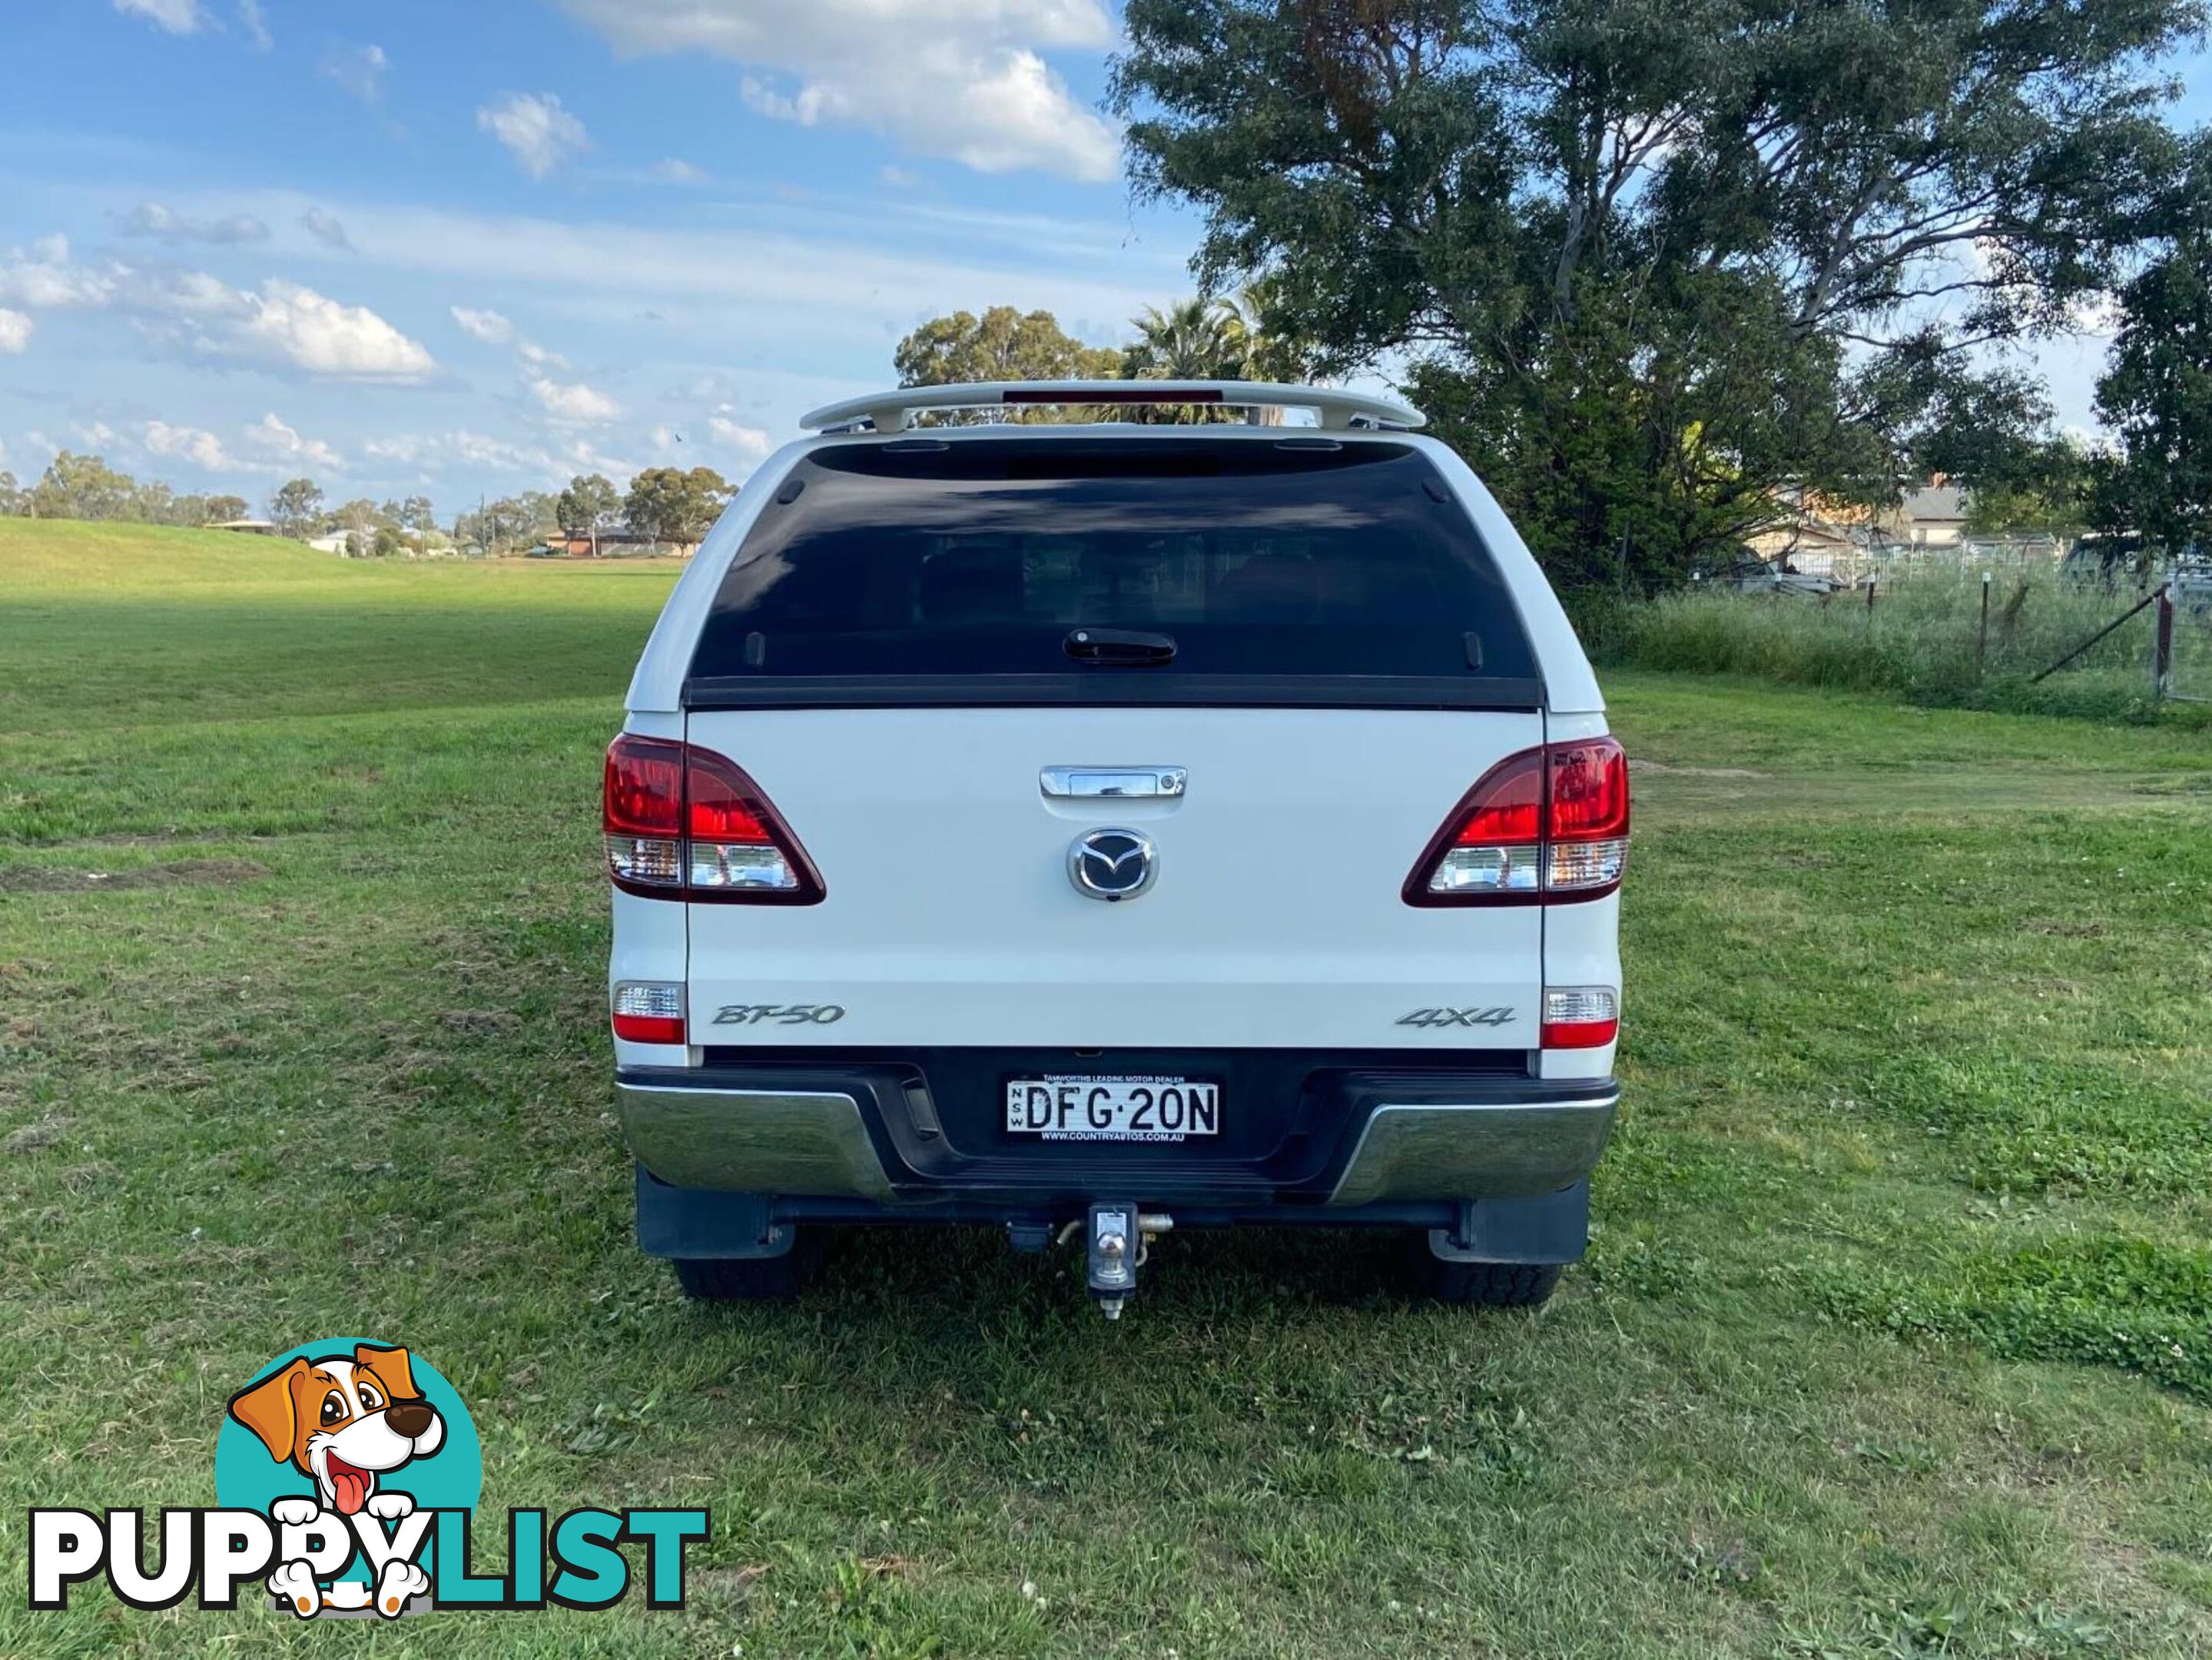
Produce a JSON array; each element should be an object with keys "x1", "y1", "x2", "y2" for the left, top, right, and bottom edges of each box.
[
  {"x1": 617, "y1": 1083, "x2": 897, "y2": 1200},
  {"x1": 617, "y1": 1074, "x2": 1617, "y2": 1207},
  {"x1": 1325, "y1": 1094, "x2": 1617, "y2": 1205}
]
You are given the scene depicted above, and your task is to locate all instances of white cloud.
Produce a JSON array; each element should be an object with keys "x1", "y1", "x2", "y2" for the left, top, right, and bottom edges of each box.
[
  {"x1": 450, "y1": 305, "x2": 515, "y2": 345},
  {"x1": 114, "y1": 0, "x2": 202, "y2": 33},
  {"x1": 650, "y1": 158, "x2": 711, "y2": 184},
  {"x1": 453, "y1": 305, "x2": 577, "y2": 380},
  {"x1": 529, "y1": 375, "x2": 621, "y2": 423},
  {"x1": 0, "y1": 237, "x2": 436, "y2": 381},
  {"x1": 120, "y1": 202, "x2": 270, "y2": 244},
  {"x1": 323, "y1": 42, "x2": 389, "y2": 104},
  {"x1": 477, "y1": 92, "x2": 590, "y2": 178},
  {"x1": 0, "y1": 236, "x2": 116, "y2": 309},
  {"x1": 0, "y1": 309, "x2": 31, "y2": 354},
  {"x1": 244, "y1": 412, "x2": 343, "y2": 471},
  {"x1": 362, "y1": 433, "x2": 428, "y2": 466},
  {"x1": 179, "y1": 199, "x2": 1176, "y2": 359},
  {"x1": 556, "y1": 0, "x2": 1119, "y2": 181},
  {"x1": 300, "y1": 209, "x2": 353, "y2": 251},
  {"x1": 363, "y1": 427, "x2": 630, "y2": 489},
  {"x1": 707, "y1": 410, "x2": 771, "y2": 462},
  {"x1": 80, "y1": 413, "x2": 343, "y2": 480},
  {"x1": 456, "y1": 430, "x2": 545, "y2": 471},
  {"x1": 880, "y1": 165, "x2": 923, "y2": 190},
  {"x1": 141, "y1": 419, "x2": 241, "y2": 473},
  {"x1": 515, "y1": 338, "x2": 570, "y2": 372},
  {"x1": 648, "y1": 407, "x2": 770, "y2": 477},
  {"x1": 237, "y1": 0, "x2": 270, "y2": 48},
  {"x1": 230, "y1": 281, "x2": 434, "y2": 380}
]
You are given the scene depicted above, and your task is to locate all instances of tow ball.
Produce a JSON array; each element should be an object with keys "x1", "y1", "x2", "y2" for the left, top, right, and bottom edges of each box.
[{"x1": 1084, "y1": 1203, "x2": 1172, "y2": 1320}]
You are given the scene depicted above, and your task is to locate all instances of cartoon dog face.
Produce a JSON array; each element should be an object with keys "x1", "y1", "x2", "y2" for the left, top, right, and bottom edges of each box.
[{"x1": 227, "y1": 1344, "x2": 446, "y2": 1516}]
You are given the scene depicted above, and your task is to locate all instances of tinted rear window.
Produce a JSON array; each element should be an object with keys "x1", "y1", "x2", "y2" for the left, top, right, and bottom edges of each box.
[{"x1": 689, "y1": 438, "x2": 1535, "y2": 682}]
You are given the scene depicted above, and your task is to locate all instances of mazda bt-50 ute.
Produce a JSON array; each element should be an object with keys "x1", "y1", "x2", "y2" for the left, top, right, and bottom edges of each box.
[{"x1": 605, "y1": 381, "x2": 1626, "y2": 1316}]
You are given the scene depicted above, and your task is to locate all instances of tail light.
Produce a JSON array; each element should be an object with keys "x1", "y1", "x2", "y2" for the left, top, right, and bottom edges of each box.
[
  {"x1": 612, "y1": 981, "x2": 686, "y2": 1044},
  {"x1": 1404, "y1": 737, "x2": 1628, "y2": 905},
  {"x1": 1541, "y1": 987, "x2": 1619, "y2": 1048},
  {"x1": 604, "y1": 735, "x2": 824, "y2": 905}
]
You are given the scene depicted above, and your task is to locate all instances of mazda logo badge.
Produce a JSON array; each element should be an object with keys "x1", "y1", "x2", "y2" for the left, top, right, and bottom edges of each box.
[{"x1": 1068, "y1": 828, "x2": 1157, "y2": 901}]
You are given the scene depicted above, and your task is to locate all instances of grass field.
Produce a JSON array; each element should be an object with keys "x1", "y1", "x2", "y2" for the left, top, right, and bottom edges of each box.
[{"x1": 4, "y1": 520, "x2": 2210, "y2": 1658}]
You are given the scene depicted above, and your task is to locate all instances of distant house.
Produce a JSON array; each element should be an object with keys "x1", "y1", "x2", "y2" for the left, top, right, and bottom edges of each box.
[
  {"x1": 1746, "y1": 487, "x2": 1880, "y2": 576},
  {"x1": 1896, "y1": 484, "x2": 1969, "y2": 547},
  {"x1": 306, "y1": 532, "x2": 353, "y2": 555},
  {"x1": 1748, "y1": 478, "x2": 1982, "y2": 578},
  {"x1": 543, "y1": 529, "x2": 689, "y2": 557},
  {"x1": 206, "y1": 518, "x2": 279, "y2": 535}
]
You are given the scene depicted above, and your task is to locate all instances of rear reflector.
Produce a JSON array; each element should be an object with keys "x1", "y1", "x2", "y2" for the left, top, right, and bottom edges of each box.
[
  {"x1": 1405, "y1": 736, "x2": 1629, "y2": 905},
  {"x1": 1541, "y1": 987, "x2": 1619, "y2": 1048},
  {"x1": 612, "y1": 981, "x2": 686, "y2": 1045},
  {"x1": 605, "y1": 735, "x2": 824, "y2": 904}
]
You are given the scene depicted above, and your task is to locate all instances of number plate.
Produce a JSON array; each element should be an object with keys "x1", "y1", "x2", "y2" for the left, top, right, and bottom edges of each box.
[{"x1": 1004, "y1": 1076, "x2": 1222, "y2": 1143}]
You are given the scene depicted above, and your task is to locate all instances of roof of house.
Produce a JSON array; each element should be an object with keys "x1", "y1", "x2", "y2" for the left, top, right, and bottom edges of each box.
[{"x1": 1902, "y1": 485, "x2": 1968, "y2": 522}]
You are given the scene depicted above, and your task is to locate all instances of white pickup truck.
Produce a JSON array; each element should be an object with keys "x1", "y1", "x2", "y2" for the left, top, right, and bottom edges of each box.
[{"x1": 604, "y1": 382, "x2": 1625, "y2": 1316}]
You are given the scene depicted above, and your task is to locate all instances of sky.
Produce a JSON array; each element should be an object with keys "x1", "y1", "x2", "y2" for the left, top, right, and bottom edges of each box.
[{"x1": 0, "y1": 2, "x2": 2205, "y2": 518}]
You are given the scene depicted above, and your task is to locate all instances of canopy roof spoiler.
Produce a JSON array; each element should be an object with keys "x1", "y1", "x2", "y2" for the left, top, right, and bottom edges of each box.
[{"x1": 798, "y1": 380, "x2": 1427, "y2": 435}]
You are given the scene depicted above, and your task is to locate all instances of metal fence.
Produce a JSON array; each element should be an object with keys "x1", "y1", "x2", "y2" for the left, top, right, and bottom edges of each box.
[{"x1": 1789, "y1": 536, "x2": 2072, "y2": 588}]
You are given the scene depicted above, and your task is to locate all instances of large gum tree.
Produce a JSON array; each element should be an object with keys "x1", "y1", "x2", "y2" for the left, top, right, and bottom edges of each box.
[{"x1": 1113, "y1": 0, "x2": 2205, "y2": 587}]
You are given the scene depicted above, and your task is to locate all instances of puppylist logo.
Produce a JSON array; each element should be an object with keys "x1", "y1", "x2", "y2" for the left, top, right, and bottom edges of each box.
[{"x1": 28, "y1": 1339, "x2": 706, "y2": 1619}]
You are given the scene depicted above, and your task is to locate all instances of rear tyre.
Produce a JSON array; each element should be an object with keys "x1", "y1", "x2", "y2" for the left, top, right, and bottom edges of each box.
[
  {"x1": 1407, "y1": 1245, "x2": 1563, "y2": 1308},
  {"x1": 670, "y1": 1232, "x2": 825, "y2": 1301}
]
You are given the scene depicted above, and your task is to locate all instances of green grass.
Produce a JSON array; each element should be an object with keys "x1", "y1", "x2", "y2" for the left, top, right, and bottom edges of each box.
[
  {"x1": 0, "y1": 519, "x2": 681, "y2": 730},
  {"x1": 4, "y1": 522, "x2": 2210, "y2": 1657}
]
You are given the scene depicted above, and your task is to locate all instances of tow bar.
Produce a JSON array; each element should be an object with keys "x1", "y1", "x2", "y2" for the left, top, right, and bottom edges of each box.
[{"x1": 1084, "y1": 1203, "x2": 1172, "y2": 1320}]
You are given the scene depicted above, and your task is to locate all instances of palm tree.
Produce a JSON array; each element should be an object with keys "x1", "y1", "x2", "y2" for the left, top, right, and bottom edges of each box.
[
  {"x1": 1123, "y1": 297, "x2": 1250, "y2": 422},
  {"x1": 1219, "y1": 277, "x2": 1308, "y2": 385},
  {"x1": 1126, "y1": 298, "x2": 1244, "y2": 373},
  {"x1": 1120, "y1": 286, "x2": 1319, "y2": 423}
]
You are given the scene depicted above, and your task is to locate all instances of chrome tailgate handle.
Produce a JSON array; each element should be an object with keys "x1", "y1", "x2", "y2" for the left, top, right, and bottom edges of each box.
[{"x1": 1040, "y1": 766, "x2": 1186, "y2": 799}]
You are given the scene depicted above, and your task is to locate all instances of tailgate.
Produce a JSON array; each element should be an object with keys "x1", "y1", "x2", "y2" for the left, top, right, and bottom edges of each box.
[{"x1": 684, "y1": 706, "x2": 1544, "y2": 1050}]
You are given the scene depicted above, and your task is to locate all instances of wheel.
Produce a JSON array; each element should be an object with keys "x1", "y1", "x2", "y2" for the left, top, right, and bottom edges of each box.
[
  {"x1": 670, "y1": 1232, "x2": 824, "y2": 1301},
  {"x1": 1405, "y1": 1242, "x2": 1563, "y2": 1308}
]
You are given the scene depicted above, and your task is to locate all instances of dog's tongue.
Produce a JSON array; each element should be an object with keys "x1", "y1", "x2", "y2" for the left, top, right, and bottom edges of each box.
[{"x1": 327, "y1": 1456, "x2": 370, "y2": 1516}]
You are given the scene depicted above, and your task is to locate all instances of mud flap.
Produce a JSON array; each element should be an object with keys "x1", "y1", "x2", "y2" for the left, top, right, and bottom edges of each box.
[
  {"x1": 635, "y1": 1165, "x2": 798, "y2": 1259},
  {"x1": 1426, "y1": 1180, "x2": 1589, "y2": 1264}
]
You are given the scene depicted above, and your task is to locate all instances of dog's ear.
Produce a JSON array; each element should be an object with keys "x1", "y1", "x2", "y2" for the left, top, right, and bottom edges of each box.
[
  {"x1": 355, "y1": 1343, "x2": 420, "y2": 1402},
  {"x1": 228, "y1": 1358, "x2": 309, "y2": 1462}
]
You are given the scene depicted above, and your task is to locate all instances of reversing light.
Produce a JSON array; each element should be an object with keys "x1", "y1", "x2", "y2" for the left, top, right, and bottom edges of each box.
[
  {"x1": 1429, "y1": 749, "x2": 1544, "y2": 897},
  {"x1": 612, "y1": 981, "x2": 686, "y2": 1044},
  {"x1": 1541, "y1": 987, "x2": 1619, "y2": 1048},
  {"x1": 685, "y1": 748, "x2": 808, "y2": 895}
]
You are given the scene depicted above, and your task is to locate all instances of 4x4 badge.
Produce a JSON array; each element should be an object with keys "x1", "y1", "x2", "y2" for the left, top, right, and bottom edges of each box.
[{"x1": 1397, "y1": 1007, "x2": 1517, "y2": 1028}]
